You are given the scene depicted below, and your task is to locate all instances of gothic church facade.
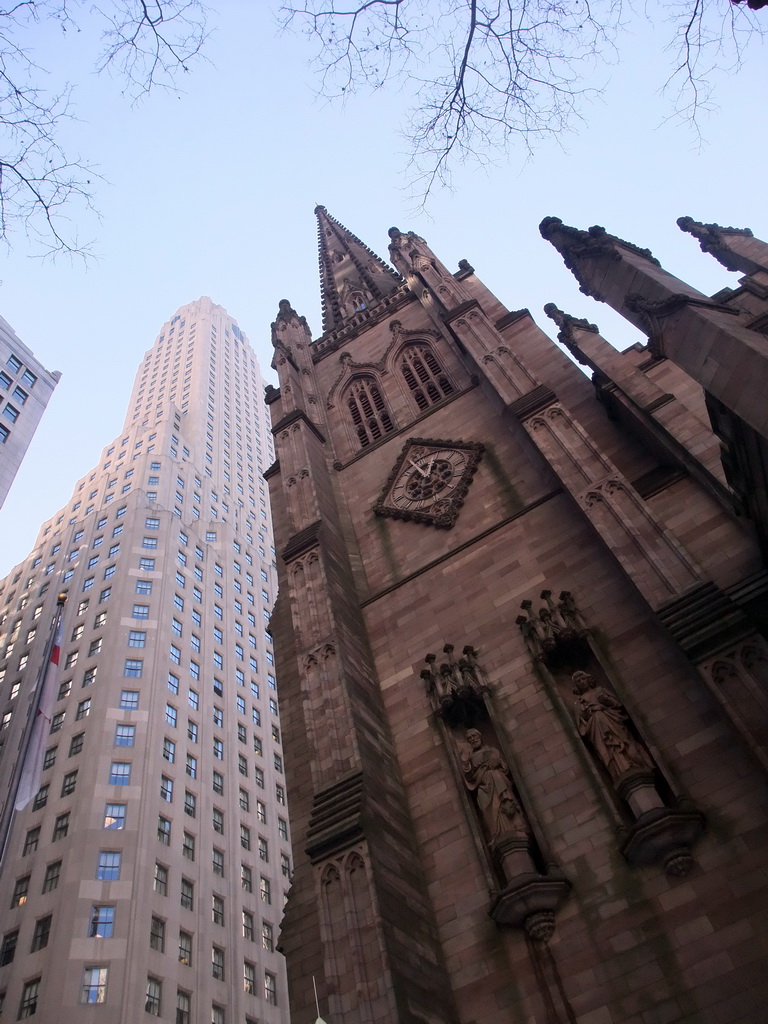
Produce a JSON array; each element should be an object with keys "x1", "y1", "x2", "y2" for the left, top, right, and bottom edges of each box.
[{"x1": 265, "y1": 209, "x2": 768, "y2": 1023}]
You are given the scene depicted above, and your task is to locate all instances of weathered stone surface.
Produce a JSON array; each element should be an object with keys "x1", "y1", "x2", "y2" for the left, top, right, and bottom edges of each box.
[{"x1": 270, "y1": 211, "x2": 768, "y2": 1024}]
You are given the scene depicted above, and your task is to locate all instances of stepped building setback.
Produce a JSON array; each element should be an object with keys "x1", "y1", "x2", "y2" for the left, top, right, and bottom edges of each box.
[
  {"x1": 0, "y1": 298, "x2": 290, "y2": 1023},
  {"x1": 267, "y1": 209, "x2": 768, "y2": 1023}
]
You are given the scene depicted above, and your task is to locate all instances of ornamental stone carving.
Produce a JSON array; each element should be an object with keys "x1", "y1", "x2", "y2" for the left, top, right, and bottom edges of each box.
[
  {"x1": 572, "y1": 671, "x2": 654, "y2": 781},
  {"x1": 461, "y1": 729, "x2": 530, "y2": 843},
  {"x1": 423, "y1": 644, "x2": 570, "y2": 942},
  {"x1": 517, "y1": 587, "x2": 705, "y2": 877}
]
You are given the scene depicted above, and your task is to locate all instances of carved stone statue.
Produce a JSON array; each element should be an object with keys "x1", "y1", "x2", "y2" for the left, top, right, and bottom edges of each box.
[
  {"x1": 572, "y1": 671, "x2": 653, "y2": 781},
  {"x1": 461, "y1": 729, "x2": 529, "y2": 843}
]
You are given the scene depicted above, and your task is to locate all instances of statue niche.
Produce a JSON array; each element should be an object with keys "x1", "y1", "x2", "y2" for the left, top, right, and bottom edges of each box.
[
  {"x1": 517, "y1": 587, "x2": 705, "y2": 877},
  {"x1": 423, "y1": 644, "x2": 570, "y2": 942}
]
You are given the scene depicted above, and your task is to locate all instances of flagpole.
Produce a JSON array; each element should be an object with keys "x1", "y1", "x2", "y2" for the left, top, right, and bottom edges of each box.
[
  {"x1": 0, "y1": 592, "x2": 67, "y2": 874},
  {"x1": 312, "y1": 975, "x2": 329, "y2": 1023}
]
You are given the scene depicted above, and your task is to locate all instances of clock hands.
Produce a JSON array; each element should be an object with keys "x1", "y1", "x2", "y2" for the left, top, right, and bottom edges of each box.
[
  {"x1": 408, "y1": 453, "x2": 438, "y2": 478},
  {"x1": 408, "y1": 457, "x2": 429, "y2": 477}
]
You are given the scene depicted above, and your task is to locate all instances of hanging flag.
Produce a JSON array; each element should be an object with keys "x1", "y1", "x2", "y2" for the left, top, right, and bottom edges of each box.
[{"x1": 14, "y1": 608, "x2": 64, "y2": 811}]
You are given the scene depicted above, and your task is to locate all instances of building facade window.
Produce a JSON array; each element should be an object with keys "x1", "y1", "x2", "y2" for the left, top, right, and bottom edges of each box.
[
  {"x1": 23, "y1": 827, "x2": 40, "y2": 855},
  {"x1": 150, "y1": 916, "x2": 165, "y2": 952},
  {"x1": 145, "y1": 978, "x2": 162, "y2": 1016},
  {"x1": 115, "y1": 723, "x2": 135, "y2": 745},
  {"x1": 212, "y1": 945, "x2": 225, "y2": 980},
  {"x1": 42, "y1": 861, "x2": 61, "y2": 892},
  {"x1": 61, "y1": 770, "x2": 78, "y2": 796},
  {"x1": 104, "y1": 804, "x2": 126, "y2": 829},
  {"x1": 0, "y1": 930, "x2": 18, "y2": 965},
  {"x1": 265, "y1": 971, "x2": 277, "y2": 1005},
  {"x1": 180, "y1": 879, "x2": 194, "y2": 910},
  {"x1": 89, "y1": 905, "x2": 115, "y2": 938},
  {"x1": 53, "y1": 812, "x2": 70, "y2": 841},
  {"x1": 19, "y1": 978, "x2": 41, "y2": 1018},
  {"x1": 30, "y1": 915, "x2": 52, "y2": 952},
  {"x1": 97, "y1": 852, "x2": 121, "y2": 880},
  {"x1": 176, "y1": 990, "x2": 191, "y2": 1024},
  {"x1": 154, "y1": 864, "x2": 168, "y2": 896},
  {"x1": 109, "y1": 762, "x2": 131, "y2": 785},
  {"x1": 244, "y1": 960, "x2": 256, "y2": 995},
  {"x1": 212, "y1": 894, "x2": 224, "y2": 925}
]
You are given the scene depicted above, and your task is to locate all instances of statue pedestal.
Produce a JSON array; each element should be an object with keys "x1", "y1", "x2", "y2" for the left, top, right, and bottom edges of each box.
[
  {"x1": 620, "y1": 807, "x2": 705, "y2": 877},
  {"x1": 616, "y1": 770, "x2": 665, "y2": 816},
  {"x1": 489, "y1": 871, "x2": 571, "y2": 942},
  {"x1": 493, "y1": 836, "x2": 535, "y2": 881}
]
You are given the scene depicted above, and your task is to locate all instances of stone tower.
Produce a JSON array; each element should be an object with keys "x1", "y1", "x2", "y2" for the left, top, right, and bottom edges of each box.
[{"x1": 266, "y1": 208, "x2": 768, "y2": 1023}]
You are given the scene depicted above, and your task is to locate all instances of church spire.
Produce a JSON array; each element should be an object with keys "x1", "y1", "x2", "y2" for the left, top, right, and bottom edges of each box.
[{"x1": 314, "y1": 205, "x2": 403, "y2": 332}]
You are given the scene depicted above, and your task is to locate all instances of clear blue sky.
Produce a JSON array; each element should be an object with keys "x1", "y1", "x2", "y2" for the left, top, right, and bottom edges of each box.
[{"x1": 0, "y1": 3, "x2": 765, "y2": 576}]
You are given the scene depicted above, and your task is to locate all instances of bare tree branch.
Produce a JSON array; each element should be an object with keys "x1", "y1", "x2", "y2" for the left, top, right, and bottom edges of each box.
[
  {"x1": 0, "y1": 0, "x2": 208, "y2": 256},
  {"x1": 282, "y1": 0, "x2": 765, "y2": 206},
  {"x1": 95, "y1": 0, "x2": 209, "y2": 97}
]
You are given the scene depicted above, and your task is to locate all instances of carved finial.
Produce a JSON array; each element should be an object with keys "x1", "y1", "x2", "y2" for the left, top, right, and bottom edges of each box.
[
  {"x1": 270, "y1": 299, "x2": 310, "y2": 345},
  {"x1": 543, "y1": 302, "x2": 599, "y2": 358},
  {"x1": 276, "y1": 299, "x2": 297, "y2": 320},
  {"x1": 677, "y1": 215, "x2": 759, "y2": 274},
  {"x1": 540, "y1": 217, "x2": 660, "y2": 300}
]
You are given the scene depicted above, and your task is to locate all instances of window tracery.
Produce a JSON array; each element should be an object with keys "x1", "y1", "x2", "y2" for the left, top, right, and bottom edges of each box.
[
  {"x1": 399, "y1": 344, "x2": 454, "y2": 410},
  {"x1": 345, "y1": 376, "x2": 394, "y2": 449}
]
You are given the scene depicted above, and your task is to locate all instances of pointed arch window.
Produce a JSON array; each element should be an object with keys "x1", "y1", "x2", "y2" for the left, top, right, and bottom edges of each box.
[
  {"x1": 345, "y1": 376, "x2": 395, "y2": 449},
  {"x1": 400, "y1": 344, "x2": 454, "y2": 410}
]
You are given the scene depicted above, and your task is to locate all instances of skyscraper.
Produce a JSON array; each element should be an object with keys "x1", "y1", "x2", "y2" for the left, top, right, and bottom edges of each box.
[
  {"x1": 0, "y1": 298, "x2": 290, "y2": 1023},
  {"x1": 268, "y1": 209, "x2": 768, "y2": 1023},
  {"x1": 0, "y1": 316, "x2": 60, "y2": 510}
]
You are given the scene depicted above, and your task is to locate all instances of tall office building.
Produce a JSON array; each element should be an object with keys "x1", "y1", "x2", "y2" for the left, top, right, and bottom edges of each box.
[
  {"x1": 0, "y1": 298, "x2": 291, "y2": 1023},
  {"x1": 0, "y1": 316, "x2": 60, "y2": 509}
]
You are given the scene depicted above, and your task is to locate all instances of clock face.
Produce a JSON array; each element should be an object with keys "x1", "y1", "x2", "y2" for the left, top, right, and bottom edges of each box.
[
  {"x1": 392, "y1": 447, "x2": 468, "y2": 508},
  {"x1": 374, "y1": 438, "x2": 484, "y2": 528}
]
